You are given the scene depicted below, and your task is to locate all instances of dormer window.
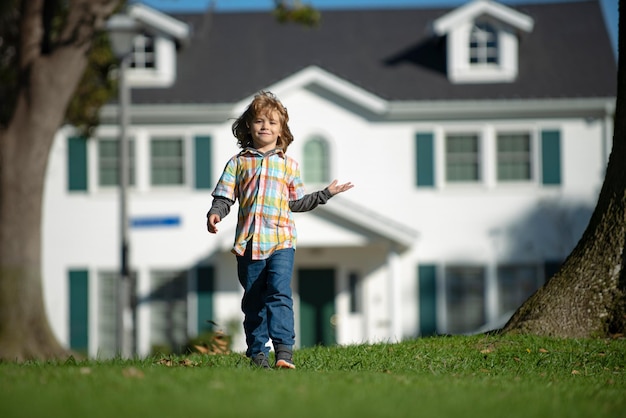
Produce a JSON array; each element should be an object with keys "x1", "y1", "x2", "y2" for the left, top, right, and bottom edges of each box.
[
  {"x1": 469, "y1": 22, "x2": 498, "y2": 65},
  {"x1": 125, "y1": 34, "x2": 176, "y2": 88},
  {"x1": 122, "y1": 3, "x2": 191, "y2": 89},
  {"x1": 130, "y1": 35, "x2": 156, "y2": 69},
  {"x1": 432, "y1": 0, "x2": 534, "y2": 84}
]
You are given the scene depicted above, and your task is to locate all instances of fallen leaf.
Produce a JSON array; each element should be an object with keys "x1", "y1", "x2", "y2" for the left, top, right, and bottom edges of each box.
[
  {"x1": 194, "y1": 344, "x2": 210, "y2": 354},
  {"x1": 480, "y1": 349, "x2": 492, "y2": 354},
  {"x1": 180, "y1": 358, "x2": 198, "y2": 367},
  {"x1": 539, "y1": 348, "x2": 549, "y2": 353},
  {"x1": 157, "y1": 358, "x2": 173, "y2": 367},
  {"x1": 571, "y1": 370, "x2": 580, "y2": 375}
]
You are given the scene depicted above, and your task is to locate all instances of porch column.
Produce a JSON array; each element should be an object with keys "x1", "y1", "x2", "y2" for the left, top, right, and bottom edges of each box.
[{"x1": 387, "y1": 246, "x2": 402, "y2": 341}]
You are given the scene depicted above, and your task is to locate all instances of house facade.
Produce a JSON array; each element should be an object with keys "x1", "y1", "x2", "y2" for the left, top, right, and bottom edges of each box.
[{"x1": 42, "y1": 0, "x2": 616, "y2": 357}]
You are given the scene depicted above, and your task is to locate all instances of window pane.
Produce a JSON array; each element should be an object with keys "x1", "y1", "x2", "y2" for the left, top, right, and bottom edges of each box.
[
  {"x1": 98, "y1": 271, "x2": 137, "y2": 359},
  {"x1": 445, "y1": 266, "x2": 485, "y2": 334},
  {"x1": 151, "y1": 138, "x2": 185, "y2": 186},
  {"x1": 446, "y1": 134, "x2": 480, "y2": 182},
  {"x1": 303, "y1": 138, "x2": 329, "y2": 183},
  {"x1": 497, "y1": 133, "x2": 531, "y2": 181},
  {"x1": 130, "y1": 35, "x2": 156, "y2": 69},
  {"x1": 149, "y1": 270, "x2": 188, "y2": 354},
  {"x1": 98, "y1": 272, "x2": 117, "y2": 358},
  {"x1": 98, "y1": 138, "x2": 135, "y2": 187},
  {"x1": 497, "y1": 265, "x2": 542, "y2": 315},
  {"x1": 348, "y1": 272, "x2": 362, "y2": 314},
  {"x1": 469, "y1": 22, "x2": 498, "y2": 65}
]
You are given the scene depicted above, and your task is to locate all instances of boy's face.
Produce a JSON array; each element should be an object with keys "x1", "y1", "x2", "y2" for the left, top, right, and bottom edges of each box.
[{"x1": 250, "y1": 110, "x2": 282, "y2": 153}]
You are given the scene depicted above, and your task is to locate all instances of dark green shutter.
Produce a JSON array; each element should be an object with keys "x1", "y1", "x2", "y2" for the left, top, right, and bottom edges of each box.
[
  {"x1": 418, "y1": 264, "x2": 437, "y2": 336},
  {"x1": 196, "y1": 266, "x2": 214, "y2": 334},
  {"x1": 194, "y1": 136, "x2": 212, "y2": 190},
  {"x1": 67, "y1": 136, "x2": 88, "y2": 191},
  {"x1": 541, "y1": 130, "x2": 561, "y2": 185},
  {"x1": 544, "y1": 260, "x2": 562, "y2": 284},
  {"x1": 416, "y1": 133, "x2": 435, "y2": 187},
  {"x1": 69, "y1": 269, "x2": 89, "y2": 352}
]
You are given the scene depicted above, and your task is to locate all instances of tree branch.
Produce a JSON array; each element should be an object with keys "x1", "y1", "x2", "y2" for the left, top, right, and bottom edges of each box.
[
  {"x1": 19, "y1": 0, "x2": 44, "y2": 70},
  {"x1": 58, "y1": 0, "x2": 120, "y2": 51}
]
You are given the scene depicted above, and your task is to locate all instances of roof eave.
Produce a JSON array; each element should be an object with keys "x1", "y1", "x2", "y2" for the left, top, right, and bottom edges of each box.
[
  {"x1": 433, "y1": 0, "x2": 534, "y2": 36},
  {"x1": 128, "y1": 3, "x2": 191, "y2": 46}
]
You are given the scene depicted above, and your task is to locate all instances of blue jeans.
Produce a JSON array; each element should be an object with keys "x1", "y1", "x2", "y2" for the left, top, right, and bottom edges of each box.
[{"x1": 236, "y1": 246, "x2": 295, "y2": 358}]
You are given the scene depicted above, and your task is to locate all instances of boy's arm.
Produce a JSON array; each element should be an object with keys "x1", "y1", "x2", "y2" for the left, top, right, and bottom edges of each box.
[
  {"x1": 289, "y1": 188, "x2": 332, "y2": 212},
  {"x1": 207, "y1": 196, "x2": 235, "y2": 219}
]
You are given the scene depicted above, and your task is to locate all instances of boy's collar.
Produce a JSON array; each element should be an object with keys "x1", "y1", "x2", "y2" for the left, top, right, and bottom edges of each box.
[{"x1": 241, "y1": 147, "x2": 285, "y2": 158}]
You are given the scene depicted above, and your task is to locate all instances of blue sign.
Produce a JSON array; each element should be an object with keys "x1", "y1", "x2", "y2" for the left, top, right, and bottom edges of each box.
[{"x1": 131, "y1": 215, "x2": 181, "y2": 228}]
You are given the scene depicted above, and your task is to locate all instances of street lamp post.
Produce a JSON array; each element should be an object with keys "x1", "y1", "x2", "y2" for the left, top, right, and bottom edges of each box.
[{"x1": 106, "y1": 14, "x2": 140, "y2": 358}]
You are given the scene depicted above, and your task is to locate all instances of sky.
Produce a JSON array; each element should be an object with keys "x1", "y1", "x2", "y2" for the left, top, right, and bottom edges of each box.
[{"x1": 136, "y1": 0, "x2": 619, "y2": 59}]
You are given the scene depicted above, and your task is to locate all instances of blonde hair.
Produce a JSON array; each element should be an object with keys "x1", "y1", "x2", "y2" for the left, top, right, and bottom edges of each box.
[{"x1": 232, "y1": 91, "x2": 294, "y2": 151}]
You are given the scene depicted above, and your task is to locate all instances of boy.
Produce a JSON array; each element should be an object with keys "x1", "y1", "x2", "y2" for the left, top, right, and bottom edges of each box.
[{"x1": 207, "y1": 91, "x2": 352, "y2": 369}]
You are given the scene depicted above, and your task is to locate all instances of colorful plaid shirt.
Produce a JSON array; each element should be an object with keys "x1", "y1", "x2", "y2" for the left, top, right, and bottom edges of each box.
[{"x1": 212, "y1": 148, "x2": 306, "y2": 260}]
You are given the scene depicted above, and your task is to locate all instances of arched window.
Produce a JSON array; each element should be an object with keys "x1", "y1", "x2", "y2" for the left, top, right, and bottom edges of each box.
[
  {"x1": 302, "y1": 137, "x2": 330, "y2": 184},
  {"x1": 469, "y1": 22, "x2": 498, "y2": 65}
]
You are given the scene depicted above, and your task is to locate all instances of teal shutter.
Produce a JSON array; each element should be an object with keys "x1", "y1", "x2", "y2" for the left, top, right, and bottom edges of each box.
[
  {"x1": 416, "y1": 133, "x2": 435, "y2": 187},
  {"x1": 67, "y1": 136, "x2": 88, "y2": 191},
  {"x1": 544, "y1": 260, "x2": 562, "y2": 284},
  {"x1": 69, "y1": 269, "x2": 89, "y2": 352},
  {"x1": 196, "y1": 266, "x2": 214, "y2": 334},
  {"x1": 194, "y1": 136, "x2": 212, "y2": 190},
  {"x1": 541, "y1": 130, "x2": 561, "y2": 185},
  {"x1": 418, "y1": 264, "x2": 437, "y2": 336}
]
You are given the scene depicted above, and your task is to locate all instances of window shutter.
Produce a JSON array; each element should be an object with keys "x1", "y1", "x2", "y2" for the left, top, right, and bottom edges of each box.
[
  {"x1": 194, "y1": 136, "x2": 212, "y2": 190},
  {"x1": 67, "y1": 136, "x2": 88, "y2": 191},
  {"x1": 541, "y1": 130, "x2": 561, "y2": 185},
  {"x1": 68, "y1": 269, "x2": 89, "y2": 352},
  {"x1": 416, "y1": 133, "x2": 435, "y2": 187},
  {"x1": 196, "y1": 266, "x2": 214, "y2": 334},
  {"x1": 544, "y1": 260, "x2": 562, "y2": 284},
  {"x1": 418, "y1": 264, "x2": 437, "y2": 336}
]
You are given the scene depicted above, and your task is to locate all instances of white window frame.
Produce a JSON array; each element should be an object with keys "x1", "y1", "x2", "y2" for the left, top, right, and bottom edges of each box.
[
  {"x1": 96, "y1": 137, "x2": 137, "y2": 188},
  {"x1": 469, "y1": 22, "x2": 499, "y2": 66},
  {"x1": 129, "y1": 34, "x2": 156, "y2": 70},
  {"x1": 447, "y1": 20, "x2": 519, "y2": 84},
  {"x1": 149, "y1": 136, "x2": 186, "y2": 188},
  {"x1": 126, "y1": 35, "x2": 178, "y2": 88},
  {"x1": 302, "y1": 136, "x2": 331, "y2": 185},
  {"x1": 441, "y1": 264, "x2": 487, "y2": 335},
  {"x1": 495, "y1": 264, "x2": 544, "y2": 317},
  {"x1": 437, "y1": 125, "x2": 543, "y2": 190},
  {"x1": 444, "y1": 132, "x2": 483, "y2": 184},
  {"x1": 148, "y1": 269, "x2": 189, "y2": 354},
  {"x1": 496, "y1": 131, "x2": 533, "y2": 183}
]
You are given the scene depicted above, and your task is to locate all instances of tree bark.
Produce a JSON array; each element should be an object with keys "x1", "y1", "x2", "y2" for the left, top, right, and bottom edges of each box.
[
  {"x1": 502, "y1": 0, "x2": 626, "y2": 338},
  {"x1": 0, "y1": 0, "x2": 120, "y2": 361}
]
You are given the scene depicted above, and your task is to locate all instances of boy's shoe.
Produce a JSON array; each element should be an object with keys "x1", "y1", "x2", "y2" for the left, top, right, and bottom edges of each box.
[
  {"x1": 274, "y1": 345, "x2": 296, "y2": 369},
  {"x1": 250, "y1": 352, "x2": 271, "y2": 369}
]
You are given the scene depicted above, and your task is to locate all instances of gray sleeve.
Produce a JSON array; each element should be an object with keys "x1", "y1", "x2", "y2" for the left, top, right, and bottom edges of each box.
[
  {"x1": 289, "y1": 188, "x2": 333, "y2": 212},
  {"x1": 207, "y1": 196, "x2": 235, "y2": 219}
]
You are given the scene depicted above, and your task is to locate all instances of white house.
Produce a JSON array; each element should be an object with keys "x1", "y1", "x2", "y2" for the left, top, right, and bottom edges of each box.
[{"x1": 42, "y1": 0, "x2": 616, "y2": 358}]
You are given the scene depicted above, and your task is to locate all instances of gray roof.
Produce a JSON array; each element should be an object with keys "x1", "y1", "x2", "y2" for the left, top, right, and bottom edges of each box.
[{"x1": 132, "y1": 0, "x2": 617, "y2": 105}]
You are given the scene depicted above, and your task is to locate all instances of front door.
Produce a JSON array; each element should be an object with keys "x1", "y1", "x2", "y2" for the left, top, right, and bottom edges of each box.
[{"x1": 298, "y1": 268, "x2": 336, "y2": 347}]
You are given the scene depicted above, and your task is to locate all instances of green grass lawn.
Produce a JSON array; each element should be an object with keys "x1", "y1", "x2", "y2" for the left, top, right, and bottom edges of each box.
[{"x1": 1, "y1": 334, "x2": 624, "y2": 418}]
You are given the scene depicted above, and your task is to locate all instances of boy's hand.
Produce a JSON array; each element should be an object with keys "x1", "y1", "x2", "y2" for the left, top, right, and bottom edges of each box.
[
  {"x1": 327, "y1": 179, "x2": 354, "y2": 196},
  {"x1": 207, "y1": 214, "x2": 221, "y2": 233}
]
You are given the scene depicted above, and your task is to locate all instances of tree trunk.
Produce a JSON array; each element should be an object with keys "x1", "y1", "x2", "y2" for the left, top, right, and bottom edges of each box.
[
  {"x1": 0, "y1": 0, "x2": 119, "y2": 361},
  {"x1": 502, "y1": 0, "x2": 626, "y2": 338}
]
